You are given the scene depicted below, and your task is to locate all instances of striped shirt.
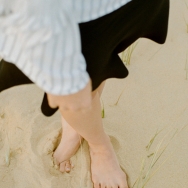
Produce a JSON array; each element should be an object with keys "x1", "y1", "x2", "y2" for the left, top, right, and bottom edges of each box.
[{"x1": 0, "y1": 0, "x2": 131, "y2": 95}]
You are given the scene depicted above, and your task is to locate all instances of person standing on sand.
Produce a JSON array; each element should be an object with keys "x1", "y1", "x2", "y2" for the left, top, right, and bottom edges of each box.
[{"x1": 0, "y1": 0, "x2": 169, "y2": 187}]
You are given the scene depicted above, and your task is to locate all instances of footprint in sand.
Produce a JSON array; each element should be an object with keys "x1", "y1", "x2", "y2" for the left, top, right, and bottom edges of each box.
[
  {"x1": 0, "y1": 111, "x2": 6, "y2": 151},
  {"x1": 0, "y1": 132, "x2": 4, "y2": 150},
  {"x1": 30, "y1": 115, "x2": 62, "y2": 157},
  {"x1": 109, "y1": 135, "x2": 121, "y2": 152},
  {"x1": 38, "y1": 128, "x2": 62, "y2": 156}
]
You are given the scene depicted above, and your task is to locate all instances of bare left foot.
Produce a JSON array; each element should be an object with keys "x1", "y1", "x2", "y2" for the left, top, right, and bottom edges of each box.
[
  {"x1": 89, "y1": 134, "x2": 129, "y2": 188},
  {"x1": 53, "y1": 116, "x2": 82, "y2": 173}
]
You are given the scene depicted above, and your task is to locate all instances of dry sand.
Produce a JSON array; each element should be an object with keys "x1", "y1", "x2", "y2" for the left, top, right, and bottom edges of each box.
[{"x1": 0, "y1": 0, "x2": 188, "y2": 187}]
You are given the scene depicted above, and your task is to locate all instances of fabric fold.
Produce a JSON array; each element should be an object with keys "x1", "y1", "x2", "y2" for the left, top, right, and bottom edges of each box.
[{"x1": 0, "y1": 0, "x2": 90, "y2": 95}]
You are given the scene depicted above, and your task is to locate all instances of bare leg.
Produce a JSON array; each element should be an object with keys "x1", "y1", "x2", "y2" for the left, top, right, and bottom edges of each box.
[
  {"x1": 54, "y1": 80, "x2": 128, "y2": 188},
  {"x1": 53, "y1": 81, "x2": 106, "y2": 172},
  {"x1": 53, "y1": 116, "x2": 82, "y2": 172}
]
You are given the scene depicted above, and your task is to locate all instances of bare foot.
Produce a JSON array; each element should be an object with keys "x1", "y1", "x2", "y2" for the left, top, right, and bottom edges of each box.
[
  {"x1": 53, "y1": 117, "x2": 82, "y2": 173},
  {"x1": 89, "y1": 134, "x2": 129, "y2": 188}
]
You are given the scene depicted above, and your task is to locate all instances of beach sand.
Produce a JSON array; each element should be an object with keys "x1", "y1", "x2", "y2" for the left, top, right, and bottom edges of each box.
[{"x1": 0, "y1": 0, "x2": 188, "y2": 187}]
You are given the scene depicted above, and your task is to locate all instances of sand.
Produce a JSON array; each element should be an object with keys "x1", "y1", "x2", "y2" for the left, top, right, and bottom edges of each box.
[{"x1": 0, "y1": 0, "x2": 188, "y2": 187}]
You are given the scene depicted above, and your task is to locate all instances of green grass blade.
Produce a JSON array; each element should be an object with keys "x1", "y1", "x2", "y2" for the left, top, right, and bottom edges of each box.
[
  {"x1": 113, "y1": 87, "x2": 126, "y2": 105},
  {"x1": 141, "y1": 155, "x2": 171, "y2": 188},
  {"x1": 100, "y1": 98, "x2": 105, "y2": 118},
  {"x1": 146, "y1": 129, "x2": 163, "y2": 151}
]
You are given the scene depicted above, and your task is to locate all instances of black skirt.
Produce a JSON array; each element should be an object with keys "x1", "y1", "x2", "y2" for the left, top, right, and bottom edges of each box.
[{"x1": 0, "y1": 0, "x2": 170, "y2": 116}]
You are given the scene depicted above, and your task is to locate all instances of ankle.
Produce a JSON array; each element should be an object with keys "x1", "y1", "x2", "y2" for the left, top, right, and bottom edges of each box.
[{"x1": 88, "y1": 134, "x2": 111, "y2": 152}]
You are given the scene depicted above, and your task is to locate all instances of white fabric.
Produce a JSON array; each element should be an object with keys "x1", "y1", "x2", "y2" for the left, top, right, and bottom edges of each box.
[{"x1": 0, "y1": 0, "x2": 131, "y2": 95}]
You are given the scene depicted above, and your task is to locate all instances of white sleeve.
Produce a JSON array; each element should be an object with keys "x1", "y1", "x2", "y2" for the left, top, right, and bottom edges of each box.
[{"x1": 0, "y1": 0, "x2": 90, "y2": 95}]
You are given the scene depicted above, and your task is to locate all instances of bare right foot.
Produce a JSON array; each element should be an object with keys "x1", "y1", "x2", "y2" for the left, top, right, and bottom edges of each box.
[
  {"x1": 89, "y1": 134, "x2": 129, "y2": 188},
  {"x1": 53, "y1": 117, "x2": 82, "y2": 173}
]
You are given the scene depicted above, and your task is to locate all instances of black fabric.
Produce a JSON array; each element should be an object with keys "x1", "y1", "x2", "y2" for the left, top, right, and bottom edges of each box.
[
  {"x1": 0, "y1": 0, "x2": 170, "y2": 116},
  {"x1": 0, "y1": 59, "x2": 33, "y2": 90},
  {"x1": 0, "y1": 60, "x2": 58, "y2": 116},
  {"x1": 41, "y1": 93, "x2": 58, "y2": 116},
  {"x1": 80, "y1": 0, "x2": 169, "y2": 92}
]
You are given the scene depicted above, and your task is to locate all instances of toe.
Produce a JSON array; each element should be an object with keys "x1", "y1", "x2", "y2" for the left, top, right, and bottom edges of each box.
[
  {"x1": 101, "y1": 183, "x2": 116, "y2": 188},
  {"x1": 112, "y1": 184, "x2": 119, "y2": 188},
  {"x1": 119, "y1": 183, "x2": 129, "y2": 188},
  {"x1": 65, "y1": 161, "x2": 71, "y2": 173},
  {"x1": 71, "y1": 163, "x2": 74, "y2": 169},
  {"x1": 59, "y1": 161, "x2": 66, "y2": 172},
  {"x1": 100, "y1": 183, "x2": 106, "y2": 188},
  {"x1": 93, "y1": 182, "x2": 100, "y2": 188}
]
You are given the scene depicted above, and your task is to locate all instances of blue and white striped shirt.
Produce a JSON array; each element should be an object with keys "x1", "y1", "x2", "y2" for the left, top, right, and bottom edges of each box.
[{"x1": 0, "y1": 0, "x2": 131, "y2": 95}]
